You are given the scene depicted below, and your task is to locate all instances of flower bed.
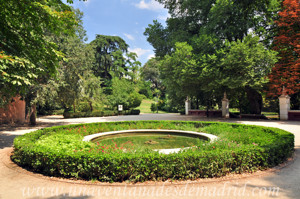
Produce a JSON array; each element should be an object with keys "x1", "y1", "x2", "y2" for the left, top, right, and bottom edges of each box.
[{"x1": 12, "y1": 121, "x2": 294, "y2": 182}]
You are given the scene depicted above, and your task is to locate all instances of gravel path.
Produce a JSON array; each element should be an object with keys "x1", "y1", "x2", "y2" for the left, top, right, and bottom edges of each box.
[{"x1": 0, "y1": 114, "x2": 299, "y2": 199}]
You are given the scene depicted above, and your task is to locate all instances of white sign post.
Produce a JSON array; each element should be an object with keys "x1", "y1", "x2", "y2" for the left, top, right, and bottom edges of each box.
[{"x1": 118, "y1": 105, "x2": 123, "y2": 111}]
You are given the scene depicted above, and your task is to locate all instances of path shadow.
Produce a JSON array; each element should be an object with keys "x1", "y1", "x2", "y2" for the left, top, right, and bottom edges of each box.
[
  {"x1": 0, "y1": 133, "x2": 17, "y2": 149},
  {"x1": 0, "y1": 122, "x2": 73, "y2": 133},
  {"x1": 248, "y1": 147, "x2": 300, "y2": 199}
]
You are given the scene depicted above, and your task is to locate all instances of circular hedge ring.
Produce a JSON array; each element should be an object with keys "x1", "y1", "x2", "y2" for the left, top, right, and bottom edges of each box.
[{"x1": 12, "y1": 121, "x2": 294, "y2": 182}]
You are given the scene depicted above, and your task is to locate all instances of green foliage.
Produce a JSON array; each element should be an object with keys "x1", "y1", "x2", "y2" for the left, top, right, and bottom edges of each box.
[
  {"x1": 0, "y1": 0, "x2": 80, "y2": 104},
  {"x1": 214, "y1": 35, "x2": 278, "y2": 90},
  {"x1": 141, "y1": 58, "x2": 162, "y2": 91},
  {"x1": 153, "y1": 0, "x2": 280, "y2": 50},
  {"x1": 144, "y1": 0, "x2": 281, "y2": 113},
  {"x1": 80, "y1": 74, "x2": 104, "y2": 112},
  {"x1": 150, "y1": 103, "x2": 157, "y2": 113},
  {"x1": 12, "y1": 121, "x2": 294, "y2": 182},
  {"x1": 159, "y1": 35, "x2": 278, "y2": 113},
  {"x1": 53, "y1": 9, "x2": 104, "y2": 113},
  {"x1": 130, "y1": 109, "x2": 141, "y2": 115},
  {"x1": 108, "y1": 78, "x2": 143, "y2": 110},
  {"x1": 144, "y1": 20, "x2": 171, "y2": 58},
  {"x1": 90, "y1": 35, "x2": 143, "y2": 99},
  {"x1": 159, "y1": 42, "x2": 212, "y2": 109},
  {"x1": 90, "y1": 35, "x2": 129, "y2": 81},
  {"x1": 0, "y1": 54, "x2": 37, "y2": 106},
  {"x1": 137, "y1": 81, "x2": 152, "y2": 99},
  {"x1": 160, "y1": 42, "x2": 198, "y2": 97},
  {"x1": 63, "y1": 110, "x2": 118, "y2": 118},
  {"x1": 125, "y1": 52, "x2": 142, "y2": 83}
]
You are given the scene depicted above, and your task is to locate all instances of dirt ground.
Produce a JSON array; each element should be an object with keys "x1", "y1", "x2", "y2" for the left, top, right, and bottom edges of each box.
[{"x1": 0, "y1": 114, "x2": 299, "y2": 199}]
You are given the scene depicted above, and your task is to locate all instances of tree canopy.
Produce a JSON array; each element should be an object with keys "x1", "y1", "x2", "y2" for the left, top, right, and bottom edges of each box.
[
  {"x1": 90, "y1": 35, "x2": 129, "y2": 81},
  {"x1": 145, "y1": 0, "x2": 282, "y2": 114},
  {"x1": 145, "y1": 0, "x2": 281, "y2": 57},
  {"x1": 141, "y1": 58, "x2": 161, "y2": 89},
  {"x1": 0, "y1": 0, "x2": 86, "y2": 106},
  {"x1": 268, "y1": 0, "x2": 300, "y2": 97}
]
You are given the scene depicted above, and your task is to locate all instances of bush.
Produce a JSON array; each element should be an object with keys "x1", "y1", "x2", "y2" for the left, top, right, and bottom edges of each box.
[
  {"x1": 63, "y1": 109, "x2": 140, "y2": 118},
  {"x1": 157, "y1": 99, "x2": 165, "y2": 110},
  {"x1": 150, "y1": 103, "x2": 157, "y2": 113},
  {"x1": 63, "y1": 110, "x2": 118, "y2": 118},
  {"x1": 12, "y1": 121, "x2": 294, "y2": 183},
  {"x1": 128, "y1": 92, "x2": 143, "y2": 109},
  {"x1": 129, "y1": 109, "x2": 140, "y2": 115},
  {"x1": 108, "y1": 78, "x2": 143, "y2": 110}
]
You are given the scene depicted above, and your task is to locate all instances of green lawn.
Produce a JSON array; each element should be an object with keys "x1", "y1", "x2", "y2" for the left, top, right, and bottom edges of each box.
[
  {"x1": 262, "y1": 112, "x2": 279, "y2": 119},
  {"x1": 137, "y1": 99, "x2": 169, "y2": 114}
]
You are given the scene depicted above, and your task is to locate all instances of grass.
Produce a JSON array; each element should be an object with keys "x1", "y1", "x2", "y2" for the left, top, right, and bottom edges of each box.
[
  {"x1": 52, "y1": 109, "x2": 64, "y2": 115},
  {"x1": 262, "y1": 112, "x2": 279, "y2": 119},
  {"x1": 137, "y1": 99, "x2": 169, "y2": 114},
  {"x1": 92, "y1": 132, "x2": 206, "y2": 150}
]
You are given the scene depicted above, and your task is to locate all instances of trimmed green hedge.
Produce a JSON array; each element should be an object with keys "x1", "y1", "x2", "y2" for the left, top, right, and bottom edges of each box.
[
  {"x1": 12, "y1": 121, "x2": 294, "y2": 182},
  {"x1": 63, "y1": 109, "x2": 140, "y2": 118}
]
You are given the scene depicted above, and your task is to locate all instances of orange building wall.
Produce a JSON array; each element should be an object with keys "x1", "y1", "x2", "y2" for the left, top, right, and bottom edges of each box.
[{"x1": 0, "y1": 97, "x2": 25, "y2": 124}]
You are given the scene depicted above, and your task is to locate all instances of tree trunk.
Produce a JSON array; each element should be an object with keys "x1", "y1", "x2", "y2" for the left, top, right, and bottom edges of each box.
[
  {"x1": 73, "y1": 103, "x2": 76, "y2": 113},
  {"x1": 245, "y1": 87, "x2": 263, "y2": 114},
  {"x1": 89, "y1": 101, "x2": 93, "y2": 112},
  {"x1": 206, "y1": 99, "x2": 209, "y2": 117},
  {"x1": 30, "y1": 104, "x2": 36, "y2": 126}
]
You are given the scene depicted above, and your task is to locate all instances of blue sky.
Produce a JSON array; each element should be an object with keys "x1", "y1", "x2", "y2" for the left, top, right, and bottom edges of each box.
[{"x1": 67, "y1": 0, "x2": 169, "y2": 65}]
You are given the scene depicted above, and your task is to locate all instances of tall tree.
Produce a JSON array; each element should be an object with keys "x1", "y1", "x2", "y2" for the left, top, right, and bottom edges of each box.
[
  {"x1": 160, "y1": 36, "x2": 277, "y2": 114},
  {"x1": 159, "y1": 42, "x2": 206, "y2": 108},
  {"x1": 213, "y1": 35, "x2": 278, "y2": 114},
  {"x1": 108, "y1": 77, "x2": 142, "y2": 111},
  {"x1": 0, "y1": 0, "x2": 85, "y2": 105},
  {"x1": 56, "y1": 9, "x2": 102, "y2": 113},
  {"x1": 144, "y1": 20, "x2": 172, "y2": 58},
  {"x1": 268, "y1": 0, "x2": 300, "y2": 97},
  {"x1": 145, "y1": 0, "x2": 281, "y2": 57},
  {"x1": 126, "y1": 52, "x2": 141, "y2": 83},
  {"x1": 145, "y1": 0, "x2": 281, "y2": 113},
  {"x1": 141, "y1": 58, "x2": 161, "y2": 90},
  {"x1": 90, "y1": 35, "x2": 129, "y2": 81}
]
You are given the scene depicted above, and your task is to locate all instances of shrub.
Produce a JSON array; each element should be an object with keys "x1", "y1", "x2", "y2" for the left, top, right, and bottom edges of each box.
[
  {"x1": 108, "y1": 78, "x2": 143, "y2": 110},
  {"x1": 129, "y1": 109, "x2": 140, "y2": 115},
  {"x1": 63, "y1": 110, "x2": 118, "y2": 118},
  {"x1": 150, "y1": 103, "x2": 157, "y2": 113},
  {"x1": 12, "y1": 121, "x2": 294, "y2": 182}
]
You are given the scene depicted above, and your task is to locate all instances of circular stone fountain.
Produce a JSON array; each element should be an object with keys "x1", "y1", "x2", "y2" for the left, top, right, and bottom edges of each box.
[{"x1": 83, "y1": 129, "x2": 218, "y2": 154}]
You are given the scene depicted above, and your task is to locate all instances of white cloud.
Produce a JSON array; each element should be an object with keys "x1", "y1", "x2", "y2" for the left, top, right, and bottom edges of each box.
[
  {"x1": 147, "y1": 54, "x2": 155, "y2": 60},
  {"x1": 135, "y1": 0, "x2": 164, "y2": 11},
  {"x1": 158, "y1": 13, "x2": 170, "y2": 21},
  {"x1": 124, "y1": 33, "x2": 135, "y2": 41},
  {"x1": 129, "y1": 48, "x2": 151, "y2": 57}
]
